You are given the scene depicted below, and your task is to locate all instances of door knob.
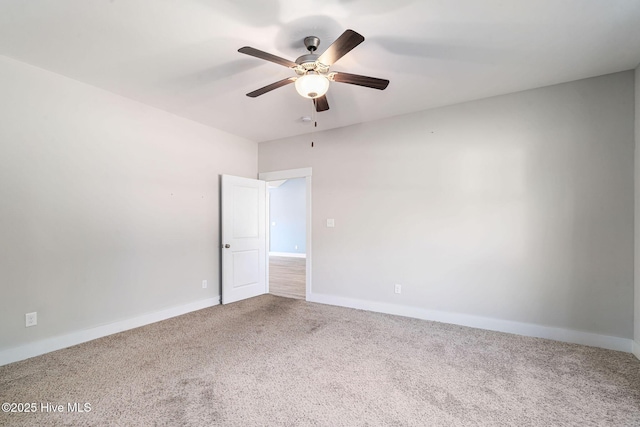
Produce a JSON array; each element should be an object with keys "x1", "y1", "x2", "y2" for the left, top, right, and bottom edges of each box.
[{"x1": 224, "y1": 244, "x2": 231, "y2": 248}]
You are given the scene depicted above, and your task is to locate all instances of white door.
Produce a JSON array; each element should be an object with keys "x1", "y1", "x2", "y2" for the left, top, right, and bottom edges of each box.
[{"x1": 221, "y1": 175, "x2": 267, "y2": 304}]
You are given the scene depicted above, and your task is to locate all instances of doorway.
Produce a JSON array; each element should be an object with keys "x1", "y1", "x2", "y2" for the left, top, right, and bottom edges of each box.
[
  {"x1": 259, "y1": 168, "x2": 312, "y2": 301},
  {"x1": 268, "y1": 178, "x2": 306, "y2": 299}
]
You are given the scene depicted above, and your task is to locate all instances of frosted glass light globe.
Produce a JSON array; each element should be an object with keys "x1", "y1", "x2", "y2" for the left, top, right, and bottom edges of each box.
[{"x1": 295, "y1": 73, "x2": 330, "y2": 99}]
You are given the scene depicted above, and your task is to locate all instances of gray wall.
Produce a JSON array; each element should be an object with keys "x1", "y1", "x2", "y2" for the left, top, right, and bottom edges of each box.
[
  {"x1": 636, "y1": 65, "x2": 640, "y2": 350},
  {"x1": 260, "y1": 71, "x2": 635, "y2": 339},
  {"x1": 269, "y1": 178, "x2": 306, "y2": 254},
  {"x1": 0, "y1": 56, "x2": 257, "y2": 351}
]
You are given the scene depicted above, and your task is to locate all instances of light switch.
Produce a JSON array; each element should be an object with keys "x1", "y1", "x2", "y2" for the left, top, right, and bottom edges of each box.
[{"x1": 327, "y1": 218, "x2": 335, "y2": 228}]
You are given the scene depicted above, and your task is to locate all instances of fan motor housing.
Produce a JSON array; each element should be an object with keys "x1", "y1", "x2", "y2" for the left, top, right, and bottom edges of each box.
[
  {"x1": 295, "y1": 54, "x2": 330, "y2": 76},
  {"x1": 295, "y1": 53, "x2": 319, "y2": 68}
]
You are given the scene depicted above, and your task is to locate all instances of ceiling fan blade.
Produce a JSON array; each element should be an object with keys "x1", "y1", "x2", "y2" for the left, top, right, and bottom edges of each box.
[
  {"x1": 246, "y1": 77, "x2": 296, "y2": 98},
  {"x1": 317, "y1": 29, "x2": 365, "y2": 66},
  {"x1": 331, "y1": 72, "x2": 390, "y2": 90},
  {"x1": 238, "y1": 46, "x2": 298, "y2": 68},
  {"x1": 313, "y1": 95, "x2": 329, "y2": 112}
]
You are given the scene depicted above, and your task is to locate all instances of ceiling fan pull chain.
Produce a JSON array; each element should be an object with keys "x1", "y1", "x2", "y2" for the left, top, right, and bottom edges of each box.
[
  {"x1": 311, "y1": 100, "x2": 317, "y2": 148},
  {"x1": 312, "y1": 120, "x2": 317, "y2": 148}
]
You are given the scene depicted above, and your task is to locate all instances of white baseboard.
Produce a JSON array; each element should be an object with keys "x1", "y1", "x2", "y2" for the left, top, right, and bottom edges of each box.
[
  {"x1": 269, "y1": 252, "x2": 306, "y2": 258},
  {"x1": 3, "y1": 294, "x2": 634, "y2": 366},
  {"x1": 0, "y1": 297, "x2": 219, "y2": 367},
  {"x1": 307, "y1": 292, "x2": 633, "y2": 353}
]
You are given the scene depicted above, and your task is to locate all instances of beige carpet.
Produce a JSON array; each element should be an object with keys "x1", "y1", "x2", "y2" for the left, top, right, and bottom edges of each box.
[{"x1": 1, "y1": 295, "x2": 639, "y2": 426}]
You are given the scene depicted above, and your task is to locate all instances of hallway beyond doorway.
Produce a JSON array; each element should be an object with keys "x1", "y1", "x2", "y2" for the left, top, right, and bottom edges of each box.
[{"x1": 269, "y1": 256, "x2": 305, "y2": 299}]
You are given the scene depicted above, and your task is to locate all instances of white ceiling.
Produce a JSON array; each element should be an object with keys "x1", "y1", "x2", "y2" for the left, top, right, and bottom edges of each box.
[{"x1": 1, "y1": 1, "x2": 640, "y2": 142}]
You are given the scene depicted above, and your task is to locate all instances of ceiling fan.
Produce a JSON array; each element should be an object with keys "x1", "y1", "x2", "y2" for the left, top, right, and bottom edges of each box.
[{"x1": 238, "y1": 29, "x2": 389, "y2": 112}]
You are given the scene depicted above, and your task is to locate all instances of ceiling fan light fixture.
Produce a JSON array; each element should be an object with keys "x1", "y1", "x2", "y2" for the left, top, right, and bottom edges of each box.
[
  {"x1": 295, "y1": 73, "x2": 329, "y2": 99},
  {"x1": 239, "y1": 29, "x2": 389, "y2": 112}
]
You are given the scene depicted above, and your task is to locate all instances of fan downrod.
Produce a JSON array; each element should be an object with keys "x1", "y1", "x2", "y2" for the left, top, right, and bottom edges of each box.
[{"x1": 296, "y1": 36, "x2": 323, "y2": 68}]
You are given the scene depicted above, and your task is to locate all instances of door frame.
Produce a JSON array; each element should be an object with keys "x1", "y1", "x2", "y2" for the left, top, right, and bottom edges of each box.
[{"x1": 259, "y1": 167, "x2": 312, "y2": 300}]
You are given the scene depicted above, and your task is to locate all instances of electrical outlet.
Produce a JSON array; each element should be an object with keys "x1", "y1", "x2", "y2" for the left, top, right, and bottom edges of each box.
[
  {"x1": 25, "y1": 312, "x2": 37, "y2": 327},
  {"x1": 394, "y1": 284, "x2": 401, "y2": 294},
  {"x1": 202, "y1": 280, "x2": 208, "y2": 289}
]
